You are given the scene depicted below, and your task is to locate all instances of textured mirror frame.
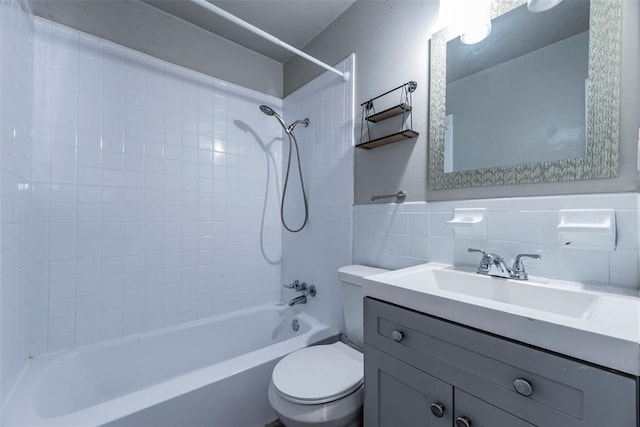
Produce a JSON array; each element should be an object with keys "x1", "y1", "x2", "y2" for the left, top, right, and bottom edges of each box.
[{"x1": 428, "y1": 0, "x2": 622, "y2": 190}]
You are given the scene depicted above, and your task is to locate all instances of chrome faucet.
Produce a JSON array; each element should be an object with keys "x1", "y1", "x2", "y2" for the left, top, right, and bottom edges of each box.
[
  {"x1": 283, "y1": 280, "x2": 317, "y2": 306},
  {"x1": 288, "y1": 295, "x2": 307, "y2": 306},
  {"x1": 468, "y1": 248, "x2": 541, "y2": 280}
]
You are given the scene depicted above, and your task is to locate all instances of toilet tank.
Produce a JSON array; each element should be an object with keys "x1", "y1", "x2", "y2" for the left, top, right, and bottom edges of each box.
[{"x1": 338, "y1": 265, "x2": 389, "y2": 349}]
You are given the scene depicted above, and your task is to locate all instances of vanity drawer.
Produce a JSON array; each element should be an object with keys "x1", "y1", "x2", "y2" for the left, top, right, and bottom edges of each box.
[{"x1": 364, "y1": 297, "x2": 637, "y2": 427}]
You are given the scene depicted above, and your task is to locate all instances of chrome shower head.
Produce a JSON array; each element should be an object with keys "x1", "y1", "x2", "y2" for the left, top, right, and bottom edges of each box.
[
  {"x1": 259, "y1": 104, "x2": 288, "y2": 132},
  {"x1": 259, "y1": 105, "x2": 276, "y2": 116},
  {"x1": 259, "y1": 104, "x2": 309, "y2": 135}
]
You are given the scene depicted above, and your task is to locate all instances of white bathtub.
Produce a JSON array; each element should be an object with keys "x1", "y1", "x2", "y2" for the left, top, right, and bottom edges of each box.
[{"x1": 3, "y1": 303, "x2": 337, "y2": 427}]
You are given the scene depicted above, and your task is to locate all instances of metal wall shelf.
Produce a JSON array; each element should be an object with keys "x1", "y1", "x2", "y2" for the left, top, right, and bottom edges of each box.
[
  {"x1": 365, "y1": 103, "x2": 412, "y2": 123},
  {"x1": 358, "y1": 81, "x2": 418, "y2": 150},
  {"x1": 357, "y1": 130, "x2": 419, "y2": 149}
]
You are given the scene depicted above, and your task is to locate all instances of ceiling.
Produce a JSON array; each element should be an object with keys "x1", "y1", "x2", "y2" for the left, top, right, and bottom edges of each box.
[{"x1": 141, "y1": 0, "x2": 356, "y2": 63}]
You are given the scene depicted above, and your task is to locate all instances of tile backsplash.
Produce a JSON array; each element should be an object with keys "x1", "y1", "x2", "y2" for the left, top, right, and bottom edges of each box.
[{"x1": 354, "y1": 193, "x2": 639, "y2": 288}]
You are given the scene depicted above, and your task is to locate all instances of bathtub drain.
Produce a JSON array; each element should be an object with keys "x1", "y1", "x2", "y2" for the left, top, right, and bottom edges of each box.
[{"x1": 292, "y1": 319, "x2": 299, "y2": 331}]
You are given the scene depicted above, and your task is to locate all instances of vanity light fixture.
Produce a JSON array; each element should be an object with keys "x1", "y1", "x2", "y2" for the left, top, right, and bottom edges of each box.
[
  {"x1": 460, "y1": 21, "x2": 492, "y2": 44},
  {"x1": 527, "y1": 0, "x2": 564, "y2": 13},
  {"x1": 459, "y1": 0, "x2": 492, "y2": 45}
]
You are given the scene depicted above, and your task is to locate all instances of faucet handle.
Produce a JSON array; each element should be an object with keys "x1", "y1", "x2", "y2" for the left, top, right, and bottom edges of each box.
[
  {"x1": 468, "y1": 247, "x2": 491, "y2": 263},
  {"x1": 514, "y1": 253, "x2": 541, "y2": 265},
  {"x1": 468, "y1": 248, "x2": 493, "y2": 274},
  {"x1": 304, "y1": 284, "x2": 317, "y2": 297},
  {"x1": 468, "y1": 248, "x2": 487, "y2": 256},
  {"x1": 283, "y1": 280, "x2": 300, "y2": 289},
  {"x1": 512, "y1": 253, "x2": 541, "y2": 280}
]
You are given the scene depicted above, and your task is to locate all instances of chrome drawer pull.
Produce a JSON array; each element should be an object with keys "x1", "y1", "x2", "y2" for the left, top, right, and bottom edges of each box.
[
  {"x1": 391, "y1": 330, "x2": 404, "y2": 342},
  {"x1": 455, "y1": 416, "x2": 472, "y2": 427},
  {"x1": 430, "y1": 402, "x2": 445, "y2": 418},
  {"x1": 513, "y1": 378, "x2": 534, "y2": 397}
]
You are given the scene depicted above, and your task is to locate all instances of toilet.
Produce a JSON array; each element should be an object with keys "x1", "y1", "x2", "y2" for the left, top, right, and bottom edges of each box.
[{"x1": 268, "y1": 265, "x2": 388, "y2": 427}]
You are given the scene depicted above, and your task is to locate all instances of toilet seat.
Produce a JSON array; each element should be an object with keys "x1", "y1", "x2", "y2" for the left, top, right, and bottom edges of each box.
[{"x1": 272, "y1": 342, "x2": 364, "y2": 405}]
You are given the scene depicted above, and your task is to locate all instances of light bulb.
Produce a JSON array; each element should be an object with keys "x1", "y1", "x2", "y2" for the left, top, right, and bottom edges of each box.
[
  {"x1": 460, "y1": 21, "x2": 492, "y2": 45},
  {"x1": 527, "y1": 0, "x2": 564, "y2": 13}
]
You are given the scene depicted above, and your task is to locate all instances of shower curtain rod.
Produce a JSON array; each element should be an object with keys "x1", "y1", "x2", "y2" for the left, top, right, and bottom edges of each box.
[{"x1": 189, "y1": 0, "x2": 350, "y2": 81}]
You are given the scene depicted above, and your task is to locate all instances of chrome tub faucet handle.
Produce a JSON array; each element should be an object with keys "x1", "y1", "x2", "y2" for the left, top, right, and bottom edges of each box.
[{"x1": 283, "y1": 280, "x2": 299, "y2": 289}]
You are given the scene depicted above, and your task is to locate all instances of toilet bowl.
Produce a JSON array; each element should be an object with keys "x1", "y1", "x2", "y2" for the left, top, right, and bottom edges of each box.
[
  {"x1": 269, "y1": 265, "x2": 388, "y2": 427},
  {"x1": 268, "y1": 342, "x2": 364, "y2": 427}
]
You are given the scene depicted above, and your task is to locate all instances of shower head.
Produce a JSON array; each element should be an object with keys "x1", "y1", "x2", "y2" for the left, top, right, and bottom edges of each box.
[
  {"x1": 259, "y1": 105, "x2": 276, "y2": 116},
  {"x1": 259, "y1": 104, "x2": 288, "y2": 132},
  {"x1": 259, "y1": 104, "x2": 309, "y2": 135}
]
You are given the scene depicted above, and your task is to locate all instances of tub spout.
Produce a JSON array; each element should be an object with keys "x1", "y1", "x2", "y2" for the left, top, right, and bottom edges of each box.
[{"x1": 288, "y1": 295, "x2": 307, "y2": 306}]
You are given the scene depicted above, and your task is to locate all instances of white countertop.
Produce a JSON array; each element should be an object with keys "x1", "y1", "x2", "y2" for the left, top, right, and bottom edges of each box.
[{"x1": 362, "y1": 263, "x2": 640, "y2": 376}]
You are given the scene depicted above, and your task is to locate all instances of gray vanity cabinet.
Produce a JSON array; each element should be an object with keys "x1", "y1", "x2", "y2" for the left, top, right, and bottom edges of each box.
[
  {"x1": 364, "y1": 345, "x2": 533, "y2": 427},
  {"x1": 364, "y1": 345, "x2": 452, "y2": 427},
  {"x1": 453, "y1": 389, "x2": 534, "y2": 427},
  {"x1": 363, "y1": 297, "x2": 638, "y2": 427}
]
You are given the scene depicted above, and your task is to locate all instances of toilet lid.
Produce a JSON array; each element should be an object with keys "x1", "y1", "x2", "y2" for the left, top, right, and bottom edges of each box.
[{"x1": 272, "y1": 342, "x2": 364, "y2": 405}]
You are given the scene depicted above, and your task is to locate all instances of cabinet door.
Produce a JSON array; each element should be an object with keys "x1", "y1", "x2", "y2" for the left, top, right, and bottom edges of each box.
[
  {"x1": 364, "y1": 345, "x2": 453, "y2": 427},
  {"x1": 454, "y1": 389, "x2": 535, "y2": 427}
]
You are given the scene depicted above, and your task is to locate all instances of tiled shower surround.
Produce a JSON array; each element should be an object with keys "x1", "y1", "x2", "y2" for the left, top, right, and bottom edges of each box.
[
  {"x1": 29, "y1": 19, "x2": 284, "y2": 355},
  {"x1": 282, "y1": 56, "x2": 354, "y2": 329},
  {"x1": 354, "y1": 193, "x2": 639, "y2": 288},
  {"x1": 0, "y1": 0, "x2": 33, "y2": 404}
]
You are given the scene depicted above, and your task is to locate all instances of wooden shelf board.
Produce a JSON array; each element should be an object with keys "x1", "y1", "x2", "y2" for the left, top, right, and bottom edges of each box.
[
  {"x1": 365, "y1": 103, "x2": 412, "y2": 123},
  {"x1": 356, "y1": 129, "x2": 419, "y2": 149}
]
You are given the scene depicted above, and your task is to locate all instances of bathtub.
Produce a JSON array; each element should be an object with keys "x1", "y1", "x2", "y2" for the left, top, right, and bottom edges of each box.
[{"x1": 3, "y1": 303, "x2": 338, "y2": 427}]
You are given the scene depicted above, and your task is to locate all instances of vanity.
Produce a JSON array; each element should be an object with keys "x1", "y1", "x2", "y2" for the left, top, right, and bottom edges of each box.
[{"x1": 361, "y1": 263, "x2": 640, "y2": 426}]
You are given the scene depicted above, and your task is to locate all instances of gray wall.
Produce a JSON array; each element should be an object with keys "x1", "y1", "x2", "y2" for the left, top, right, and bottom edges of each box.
[
  {"x1": 284, "y1": 0, "x2": 441, "y2": 203},
  {"x1": 284, "y1": 0, "x2": 640, "y2": 202},
  {"x1": 30, "y1": 0, "x2": 283, "y2": 97}
]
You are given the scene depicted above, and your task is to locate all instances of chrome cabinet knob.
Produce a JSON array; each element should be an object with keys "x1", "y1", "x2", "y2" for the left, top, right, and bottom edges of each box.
[
  {"x1": 513, "y1": 378, "x2": 533, "y2": 396},
  {"x1": 430, "y1": 402, "x2": 445, "y2": 418},
  {"x1": 455, "y1": 416, "x2": 472, "y2": 427},
  {"x1": 391, "y1": 330, "x2": 404, "y2": 342}
]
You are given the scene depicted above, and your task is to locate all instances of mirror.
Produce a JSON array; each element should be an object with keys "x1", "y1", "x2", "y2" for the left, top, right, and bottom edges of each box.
[
  {"x1": 446, "y1": 1, "x2": 589, "y2": 172},
  {"x1": 428, "y1": 0, "x2": 622, "y2": 190}
]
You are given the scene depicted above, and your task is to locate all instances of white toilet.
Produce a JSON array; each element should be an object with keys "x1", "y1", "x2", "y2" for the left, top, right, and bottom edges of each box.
[{"x1": 268, "y1": 265, "x2": 388, "y2": 427}]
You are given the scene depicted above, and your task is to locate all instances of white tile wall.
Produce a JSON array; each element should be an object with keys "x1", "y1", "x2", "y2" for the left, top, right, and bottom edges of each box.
[
  {"x1": 354, "y1": 194, "x2": 639, "y2": 288},
  {"x1": 354, "y1": 202, "x2": 430, "y2": 270},
  {"x1": 0, "y1": 0, "x2": 33, "y2": 404},
  {"x1": 30, "y1": 18, "x2": 283, "y2": 355},
  {"x1": 282, "y1": 55, "x2": 354, "y2": 330}
]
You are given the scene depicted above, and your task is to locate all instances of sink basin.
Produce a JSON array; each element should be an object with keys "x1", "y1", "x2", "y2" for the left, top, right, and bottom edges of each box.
[
  {"x1": 368, "y1": 265, "x2": 600, "y2": 320},
  {"x1": 428, "y1": 269, "x2": 599, "y2": 319},
  {"x1": 362, "y1": 262, "x2": 640, "y2": 376}
]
